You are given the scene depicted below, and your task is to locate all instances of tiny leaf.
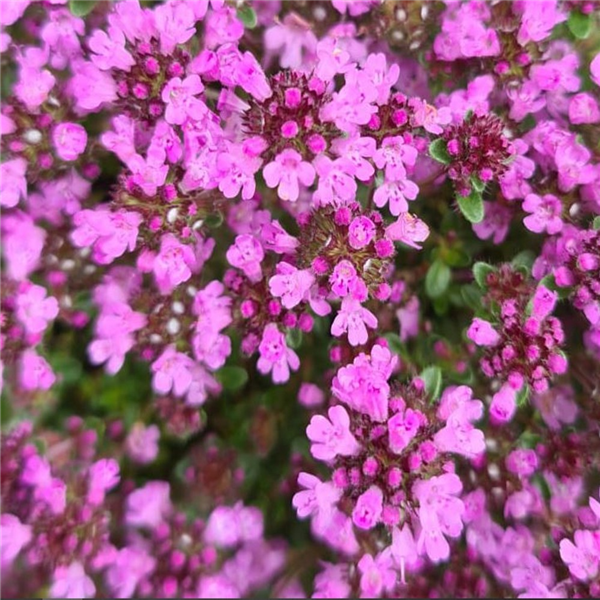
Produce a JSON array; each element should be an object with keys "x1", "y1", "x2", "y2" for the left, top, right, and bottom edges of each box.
[
  {"x1": 511, "y1": 250, "x2": 536, "y2": 272},
  {"x1": 216, "y1": 366, "x2": 249, "y2": 392},
  {"x1": 237, "y1": 5, "x2": 257, "y2": 28},
  {"x1": 285, "y1": 328, "x2": 303, "y2": 350},
  {"x1": 593, "y1": 216, "x2": 600, "y2": 230},
  {"x1": 567, "y1": 11, "x2": 591, "y2": 39},
  {"x1": 419, "y1": 365, "x2": 443, "y2": 402},
  {"x1": 429, "y1": 138, "x2": 451, "y2": 164},
  {"x1": 470, "y1": 174, "x2": 486, "y2": 193},
  {"x1": 457, "y1": 189, "x2": 484, "y2": 224},
  {"x1": 383, "y1": 332, "x2": 403, "y2": 355},
  {"x1": 473, "y1": 262, "x2": 495, "y2": 288},
  {"x1": 516, "y1": 384, "x2": 530, "y2": 407},
  {"x1": 69, "y1": 0, "x2": 97, "y2": 16},
  {"x1": 425, "y1": 259, "x2": 451, "y2": 299}
]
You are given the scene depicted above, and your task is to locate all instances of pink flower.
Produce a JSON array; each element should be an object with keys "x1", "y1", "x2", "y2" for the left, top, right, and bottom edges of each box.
[
  {"x1": 125, "y1": 481, "x2": 172, "y2": 529},
  {"x1": 374, "y1": 179, "x2": 419, "y2": 216},
  {"x1": 269, "y1": 262, "x2": 315, "y2": 309},
  {"x1": 49, "y1": 562, "x2": 95, "y2": 599},
  {"x1": 257, "y1": 323, "x2": 300, "y2": 383},
  {"x1": 52, "y1": 123, "x2": 88, "y2": 162},
  {"x1": 263, "y1": 149, "x2": 316, "y2": 202},
  {"x1": 569, "y1": 93, "x2": 600, "y2": 125},
  {"x1": 0, "y1": 158, "x2": 27, "y2": 208},
  {"x1": 292, "y1": 472, "x2": 341, "y2": 526},
  {"x1": 70, "y1": 61, "x2": 117, "y2": 111},
  {"x1": 154, "y1": 0, "x2": 197, "y2": 54},
  {"x1": 386, "y1": 213, "x2": 430, "y2": 249},
  {"x1": 14, "y1": 67, "x2": 55, "y2": 110},
  {"x1": 591, "y1": 53, "x2": 600, "y2": 87},
  {"x1": 373, "y1": 136, "x2": 417, "y2": 182},
  {"x1": 0, "y1": 514, "x2": 32, "y2": 568},
  {"x1": 153, "y1": 234, "x2": 197, "y2": 293},
  {"x1": 313, "y1": 156, "x2": 357, "y2": 206},
  {"x1": 331, "y1": 298, "x2": 378, "y2": 346},
  {"x1": 226, "y1": 234, "x2": 264, "y2": 282},
  {"x1": 198, "y1": 575, "x2": 240, "y2": 599},
  {"x1": 391, "y1": 525, "x2": 419, "y2": 585},
  {"x1": 126, "y1": 423, "x2": 160, "y2": 465},
  {"x1": 105, "y1": 547, "x2": 156, "y2": 599},
  {"x1": 516, "y1": 0, "x2": 566, "y2": 46},
  {"x1": 348, "y1": 216, "x2": 376, "y2": 249},
  {"x1": 532, "y1": 285, "x2": 558, "y2": 320},
  {"x1": 329, "y1": 260, "x2": 360, "y2": 298},
  {"x1": 19, "y1": 350, "x2": 55, "y2": 391},
  {"x1": 506, "y1": 449, "x2": 539, "y2": 478},
  {"x1": 467, "y1": 318, "x2": 500, "y2": 346},
  {"x1": 352, "y1": 485, "x2": 383, "y2": 530},
  {"x1": 559, "y1": 530, "x2": 599, "y2": 581},
  {"x1": 15, "y1": 283, "x2": 59, "y2": 335},
  {"x1": 522, "y1": 194, "x2": 563, "y2": 235},
  {"x1": 151, "y1": 346, "x2": 195, "y2": 397},
  {"x1": 388, "y1": 408, "x2": 425, "y2": 454},
  {"x1": 298, "y1": 383, "x2": 325, "y2": 408},
  {"x1": 306, "y1": 405, "x2": 360, "y2": 461},
  {"x1": 490, "y1": 383, "x2": 518, "y2": 424},
  {"x1": 88, "y1": 26, "x2": 135, "y2": 71},
  {"x1": 473, "y1": 201, "x2": 512, "y2": 244},
  {"x1": 161, "y1": 75, "x2": 205, "y2": 125},
  {"x1": 357, "y1": 551, "x2": 396, "y2": 597}
]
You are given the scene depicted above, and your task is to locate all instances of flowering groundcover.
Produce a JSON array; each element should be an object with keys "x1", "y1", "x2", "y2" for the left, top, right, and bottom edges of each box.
[{"x1": 1, "y1": 0, "x2": 600, "y2": 597}]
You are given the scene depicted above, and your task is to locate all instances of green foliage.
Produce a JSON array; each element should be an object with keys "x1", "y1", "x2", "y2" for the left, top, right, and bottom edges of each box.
[
  {"x1": 429, "y1": 138, "x2": 451, "y2": 164},
  {"x1": 456, "y1": 189, "x2": 484, "y2": 224},
  {"x1": 472, "y1": 262, "x2": 495, "y2": 288},
  {"x1": 69, "y1": 0, "x2": 97, "y2": 16},
  {"x1": 425, "y1": 259, "x2": 451, "y2": 299},
  {"x1": 420, "y1": 365, "x2": 443, "y2": 402},
  {"x1": 567, "y1": 11, "x2": 592, "y2": 39},
  {"x1": 216, "y1": 366, "x2": 249, "y2": 392},
  {"x1": 237, "y1": 5, "x2": 258, "y2": 28}
]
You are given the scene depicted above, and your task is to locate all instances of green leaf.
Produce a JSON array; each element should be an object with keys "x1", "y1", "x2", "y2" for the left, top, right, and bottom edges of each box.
[
  {"x1": 593, "y1": 216, "x2": 600, "y2": 230},
  {"x1": 285, "y1": 328, "x2": 303, "y2": 350},
  {"x1": 516, "y1": 384, "x2": 530, "y2": 407},
  {"x1": 457, "y1": 189, "x2": 484, "y2": 224},
  {"x1": 69, "y1": 0, "x2": 97, "y2": 16},
  {"x1": 428, "y1": 138, "x2": 451, "y2": 164},
  {"x1": 425, "y1": 260, "x2": 451, "y2": 299},
  {"x1": 511, "y1": 250, "x2": 536, "y2": 272},
  {"x1": 216, "y1": 366, "x2": 248, "y2": 392},
  {"x1": 383, "y1": 332, "x2": 403, "y2": 355},
  {"x1": 444, "y1": 247, "x2": 471, "y2": 268},
  {"x1": 420, "y1": 365, "x2": 443, "y2": 402},
  {"x1": 461, "y1": 284, "x2": 483, "y2": 311},
  {"x1": 473, "y1": 262, "x2": 495, "y2": 288},
  {"x1": 204, "y1": 211, "x2": 223, "y2": 228},
  {"x1": 470, "y1": 174, "x2": 486, "y2": 193},
  {"x1": 237, "y1": 5, "x2": 257, "y2": 28},
  {"x1": 567, "y1": 11, "x2": 591, "y2": 39}
]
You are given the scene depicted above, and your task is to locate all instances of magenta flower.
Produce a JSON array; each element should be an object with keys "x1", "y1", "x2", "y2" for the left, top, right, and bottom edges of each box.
[
  {"x1": 126, "y1": 423, "x2": 160, "y2": 465},
  {"x1": 373, "y1": 179, "x2": 419, "y2": 216},
  {"x1": 151, "y1": 345, "x2": 195, "y2": 397},
  {"x1": 226, "y1": 234, "x2": 265, "y2": 282},
  {"x1": 467, "y1": 318, "x2": 501, "y2": 346},
  {"x1": 385, "y1": 213, "x2": 430, "y2": 249},
  {"x1": 560, "y1": 530, "x2": 599, "y2": 581},
  {"x1": 0, "y1": 158, "x2": 27, "y2": 208},
  {"x1": 490, "y1": 383, "x2": 517, "y2": 424},
  {"x1": 329, "y1": 260, "x2": 360, "y2": 298},
  {"x1": 391, "y1": 525, "x2": 419, "y2": 585},
  {"x1": 292, "y1": 472, "x2": 341, "y2": 524},
  {"x1": 268, "y1": 262, "x2": 315, "y2": 309},
  {"x1": 569, "y1": 93, "x2": 600, "y2": 125},
  {"x1": 15, "y1": 282, "x2": 59, "y2": 335},
  {"x1": 352, "y1": 485, "x2": 383, "y2": 530},
  {"x1": 153, "y1": 234, "x2": 197, "y2": 293},
  {"x1": 125, "y1": 481, "x2": 172, "y2": 529},
  {"x1": 306, "y1": 405, "x2": 360, "y2": 461},
  {"x1": 373, "y1": 136, "x2": 417, "y2": 182},
  {"x1": 348, "y1": 216, "x2": 376, "y2": 249},
  {"x1": 522, "y1": 193, "x2": 563, "y2": 235},
  {"x1": 357, "y1": 551, "x2": 396, "y2": 597},
  {"x1": 19, "y1": 350, "x2": 55, "y2": 391},
  {"x1": 331, "y1": 298, "x2": 378, "y2": 346},
  {"x1": 88, "y1": 26, "x2": 134, "y2": 71},
  {"x1": 52, "y1": 123, "x2": 88, "y2": 162},
  {"x1": 49, "y1": 562, "x2": 95, "y2": 599},
  {"x1": 161, "y1": 75, "x2": 205, "y2": 125},
  {"x1": 313, "y1": 156, "x2": 357, "y2": 206},
  {"x1": 263, "y1": 149, "x2": 315, "y2": 202},
  {"x1": 257, "y1": 323, "x2": 300, "y2": 384},
  {"x1": 388, "y1": 408, "x2": 425, "y2": 454},
  {"x1": 0, "y1": 514, "x2": 32, "y2": 568}
]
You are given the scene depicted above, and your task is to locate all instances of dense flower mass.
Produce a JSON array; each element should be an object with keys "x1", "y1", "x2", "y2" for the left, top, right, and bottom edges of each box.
[{"x1": 1, "y1": 0, "x2": 600, "y2": 598}]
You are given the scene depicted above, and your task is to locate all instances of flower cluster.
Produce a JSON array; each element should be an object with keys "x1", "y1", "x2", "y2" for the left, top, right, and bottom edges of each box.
[{"x1": 2, "y1": 0, "x2": 600, "y2": 598}]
